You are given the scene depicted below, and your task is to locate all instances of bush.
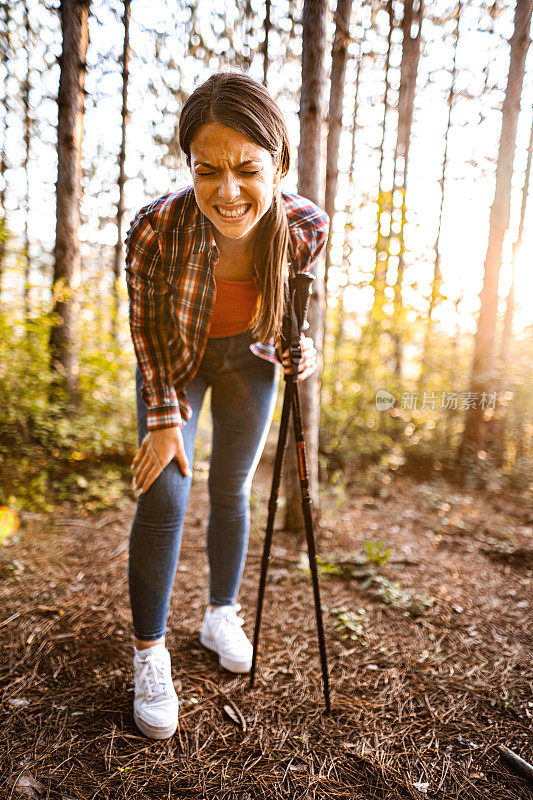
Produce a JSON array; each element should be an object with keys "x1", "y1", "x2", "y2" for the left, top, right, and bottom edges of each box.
[{"x1": 0, "y1": 303, "x2": 137, "y2": 512}]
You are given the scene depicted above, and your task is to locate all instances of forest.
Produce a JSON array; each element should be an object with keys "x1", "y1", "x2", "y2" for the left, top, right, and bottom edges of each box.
[{"x1": 0, "y1": 0, "x2": 532, "y2": 798}]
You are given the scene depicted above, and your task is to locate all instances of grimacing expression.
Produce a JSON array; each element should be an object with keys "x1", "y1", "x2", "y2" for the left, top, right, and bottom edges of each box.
[{"x1": 189, "y1": 121, "x2": 281, "y2": 245}]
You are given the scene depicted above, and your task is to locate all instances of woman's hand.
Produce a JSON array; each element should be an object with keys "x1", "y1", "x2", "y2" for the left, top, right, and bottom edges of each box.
[
  {"x1": 131, "y1": 427, "x2": 192, "y2": 494},
  {"x1": 275, "y1": 332, "x2": 317, "y2": 382}
]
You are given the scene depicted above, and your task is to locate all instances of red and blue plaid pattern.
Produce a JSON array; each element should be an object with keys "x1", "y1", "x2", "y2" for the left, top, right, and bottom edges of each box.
[{"x1": 125, "y1": 185, "x2": 329, "y2": 430}]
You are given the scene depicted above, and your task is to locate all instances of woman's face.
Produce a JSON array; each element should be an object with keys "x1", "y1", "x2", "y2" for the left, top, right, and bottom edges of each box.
[{"x1": 189, "y1": 121, "x2": 281, "y2": 247}]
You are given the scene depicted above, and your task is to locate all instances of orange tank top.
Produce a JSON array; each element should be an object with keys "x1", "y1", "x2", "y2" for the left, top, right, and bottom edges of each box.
[{"x1": 208, "y1": 275, "x2": 259, "y2": 338}]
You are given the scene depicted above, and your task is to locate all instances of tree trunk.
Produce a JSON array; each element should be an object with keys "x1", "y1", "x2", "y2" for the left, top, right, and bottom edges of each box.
[
  {"x1": 419, "y1": 0, "x2": 460, "y2": 390},
  {"x1": 262, "y1": 0, "x2": 271, "y2": 86},
  {"x1": 330, "y1": 48, "x2": 363, "y2": 407},
  {"x1": 49, "y1": 0, "x2": 90, "y2": 407},
  {"x1": 443, "y1": 292, "x2": 463, "y2": 457},
  {"x1": 490, "y1": 116, "x2": 533, "y2": 467},
  {"x1": 391, "y1": 0, "x2": 423, "y2": 378},
  {"x1": 355, "y1": 0, "x2": 394, "y2": 384},
  {"x1": 319, "y1": 0, "x2": 353, "y2": 451},
  {"x1": 323, "y1": 0, "x2": 353, "y2": 298},
  {"x1": 284, "y1": 0, "x2": 329, "y2": 532},
  {"x1": 23, "y1": 0, "x2": 32, "y2": 324},
  {"x1": 0, "y1": 0, "x2": 12, "y2": 301},
  {"x1": 112, "y1": 0, "x2": 130, "y2": 344},
  {"x1": 241, "y1": 0, "x2": 253, "y2": 73},
  {"x1": 324, "y1": 32, "x2": 362, "y2": 434},
  {"x1": 368, "y1": 0, "x2": 394, "y2": 330},
  {"x1": 456, "y1": 0, "x2": 533, "y2": 480}
]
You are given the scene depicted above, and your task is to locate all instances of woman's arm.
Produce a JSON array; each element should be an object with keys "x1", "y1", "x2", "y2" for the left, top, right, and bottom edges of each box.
[
  {"x1": 125, "y1": 209, "x2": 192, "y2": 490},
  {"x1": 125, "y1": 209, "x2": 183, "y2": 432}
]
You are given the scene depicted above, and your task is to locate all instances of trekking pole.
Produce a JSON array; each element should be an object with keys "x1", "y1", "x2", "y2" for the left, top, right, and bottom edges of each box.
[{"x1": 250, "y1": 272, "x2": 331, "y2": 714}]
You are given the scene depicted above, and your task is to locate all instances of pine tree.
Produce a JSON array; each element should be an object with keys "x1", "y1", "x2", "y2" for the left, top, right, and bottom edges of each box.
[
  {"x1": 391, "y1": 0, "x2": 423, "y2": 377},
  {"x1": 49, "y1": 0, "x2": 91, "y2": 406},
  {"x1": 456, "y1": 0, "x2": 533, "y2": 481},
  {"x1": 284, "y1": 0, "x2": 329, "y2": 530},
  {"x1": 111, "y1": 0, "x2": 131, "y2": 344},
  {"x1": 0, "y1": 0, "x2": 12, "y2": 300}
]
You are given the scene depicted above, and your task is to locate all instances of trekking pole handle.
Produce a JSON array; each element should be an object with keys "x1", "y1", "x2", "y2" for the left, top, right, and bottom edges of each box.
[{"x1": 291, "y1": 272, "x2": 315, "y2": 332}]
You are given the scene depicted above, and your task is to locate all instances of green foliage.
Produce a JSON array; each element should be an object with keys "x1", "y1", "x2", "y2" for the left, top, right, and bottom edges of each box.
[
  {"x1": 409, "y1": 592, "x2": 436, "y2": 615},
  {"x1": 362, "y1": 539, "x2": 391, "y2": 566},
  {"x1": 331, "y1": 606, "x2": 373, "y2": 642},
  {"x1": 0, "y1": 217, "x2": 9, "y2": 248},
  {"x1": 313, "y1": 540, "x2": 390, "y2": 578},
  {"x1": 310, "y1": 541, "x2": 435, "y2": 617},
  {"x1": 359, "y1": 572, "x2": 435, "y2": 615},
  {"x1": 321, "y1": 303, "x2": 532, "y2": 497},
  {"x1": 0, "y1": 303, "x2": 138, "y2": 512},
  {"x1": 0, "y1": 560, "x2": 22, "y2": 582},
  {"x1": 315, "y1": 555, "x2": 341, "y2": 576},
  {"x1": 1, "y1": 259, "x2": 531, "y2": 516}
]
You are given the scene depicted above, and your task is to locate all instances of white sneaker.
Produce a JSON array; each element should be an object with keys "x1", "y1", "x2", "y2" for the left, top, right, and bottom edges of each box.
[
  {"x1": 133, "y1": 644, "x2": 179, "y2": 739},
  {"x1": 199, "y1": 603, "x2": 253, "y2": 673}
]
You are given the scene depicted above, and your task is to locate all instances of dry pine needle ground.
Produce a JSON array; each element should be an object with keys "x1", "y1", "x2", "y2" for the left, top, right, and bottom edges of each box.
[{"x1": 0, "y1": 455, "x2": 531, "y2": 800}]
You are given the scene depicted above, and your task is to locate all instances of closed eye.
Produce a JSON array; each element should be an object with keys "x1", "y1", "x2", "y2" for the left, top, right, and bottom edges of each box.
[{"x1": 196, "y1": 169, "x2": 261, "y2": 176}]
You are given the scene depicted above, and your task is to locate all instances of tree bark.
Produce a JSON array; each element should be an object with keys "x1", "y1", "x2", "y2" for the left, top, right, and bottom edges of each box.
[
  {"x1": 368, "y1": 0, "x2": 394, "y2": 330},
  {"x1": 456, "y1": 0, "x2": 533, "y2": 480},
  {"x1": 49, "y1": 0, "x2": 90, "y2": 407},
  {"x1": 419, "y1": 0, "x2": 460, "y2": 390},
  {"x1": 284, "y1": 0, "x2": 329, "y2": 532},
  {"x1": 0, "y1": 0, "x2": 12, "y2": 301},
  {"x1": 323, "y1": 0, "x2": 353, "y2": 298},
  {"x1": 112, "y1": 0, "x2": 130, "y2": 344},
  {"x1": 355, "y1": 0, "x2": 394, "y2": 383},
  {"x1": 329, "y1": 45, "x2": 361, "y2": 415},
  {"x1": 490, "y1": 116, "x2": 533, "y2": 467},
  {"x1": 262, "y1": 0, "x2": 271, "y2": 86},
  {"x1": 319, "y1": 0, "x2": 353, "y2": 453},
  {"x1": 23, "y1": 0, "x2": 32, "y2": 324},
  {"x1": 391, "y1": 0, "x2": 423, "y2": 378},
  {"x1": 242, "y1": 0, "x2": 253, "y2": 73}
]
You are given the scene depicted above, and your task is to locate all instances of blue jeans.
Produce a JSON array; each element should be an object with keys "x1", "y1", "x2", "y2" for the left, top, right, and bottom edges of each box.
[{"x1": 128, "y1": 329, "x2": 280, "y2": 641}]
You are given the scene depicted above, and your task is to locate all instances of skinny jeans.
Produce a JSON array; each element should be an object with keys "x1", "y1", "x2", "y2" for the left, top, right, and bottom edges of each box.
[{"x1": 128, "y1": 329, "x2": 280, "y2": 641}]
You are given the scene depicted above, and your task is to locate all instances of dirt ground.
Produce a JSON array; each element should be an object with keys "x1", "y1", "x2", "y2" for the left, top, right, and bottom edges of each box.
[{"x1": 0, "y1": 439, "x2": 532, "y2": 799}]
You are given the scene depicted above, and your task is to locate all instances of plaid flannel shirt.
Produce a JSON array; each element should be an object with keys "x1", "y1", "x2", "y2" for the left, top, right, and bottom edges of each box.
[{"x1": 125, "y1": 185, "x2": 330, "y2": 431}]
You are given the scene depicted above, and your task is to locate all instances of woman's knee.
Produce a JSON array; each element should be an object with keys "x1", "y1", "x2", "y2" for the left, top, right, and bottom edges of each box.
[
  {"x1": 135, "y1": 459, "x2": 192, "y2": 521},
  {"x1": 207, "y1": 477, "x2": 249, "y2": 510}
]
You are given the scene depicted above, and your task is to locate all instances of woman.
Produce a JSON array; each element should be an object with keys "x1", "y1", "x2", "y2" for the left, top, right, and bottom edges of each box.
[{"x1": 125, "y1": 71, "x2": 329, "y2": 740}]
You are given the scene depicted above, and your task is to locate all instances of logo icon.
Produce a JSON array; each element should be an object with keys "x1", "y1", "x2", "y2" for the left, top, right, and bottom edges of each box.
[{"x1": 375, "y1": 389, "x2": 395, "y2": 410}]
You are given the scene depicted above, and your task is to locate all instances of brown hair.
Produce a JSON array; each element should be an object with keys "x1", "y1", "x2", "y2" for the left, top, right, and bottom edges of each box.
[{"x1": 178, "y1": 71, "x2": 291, "y2": 344}]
